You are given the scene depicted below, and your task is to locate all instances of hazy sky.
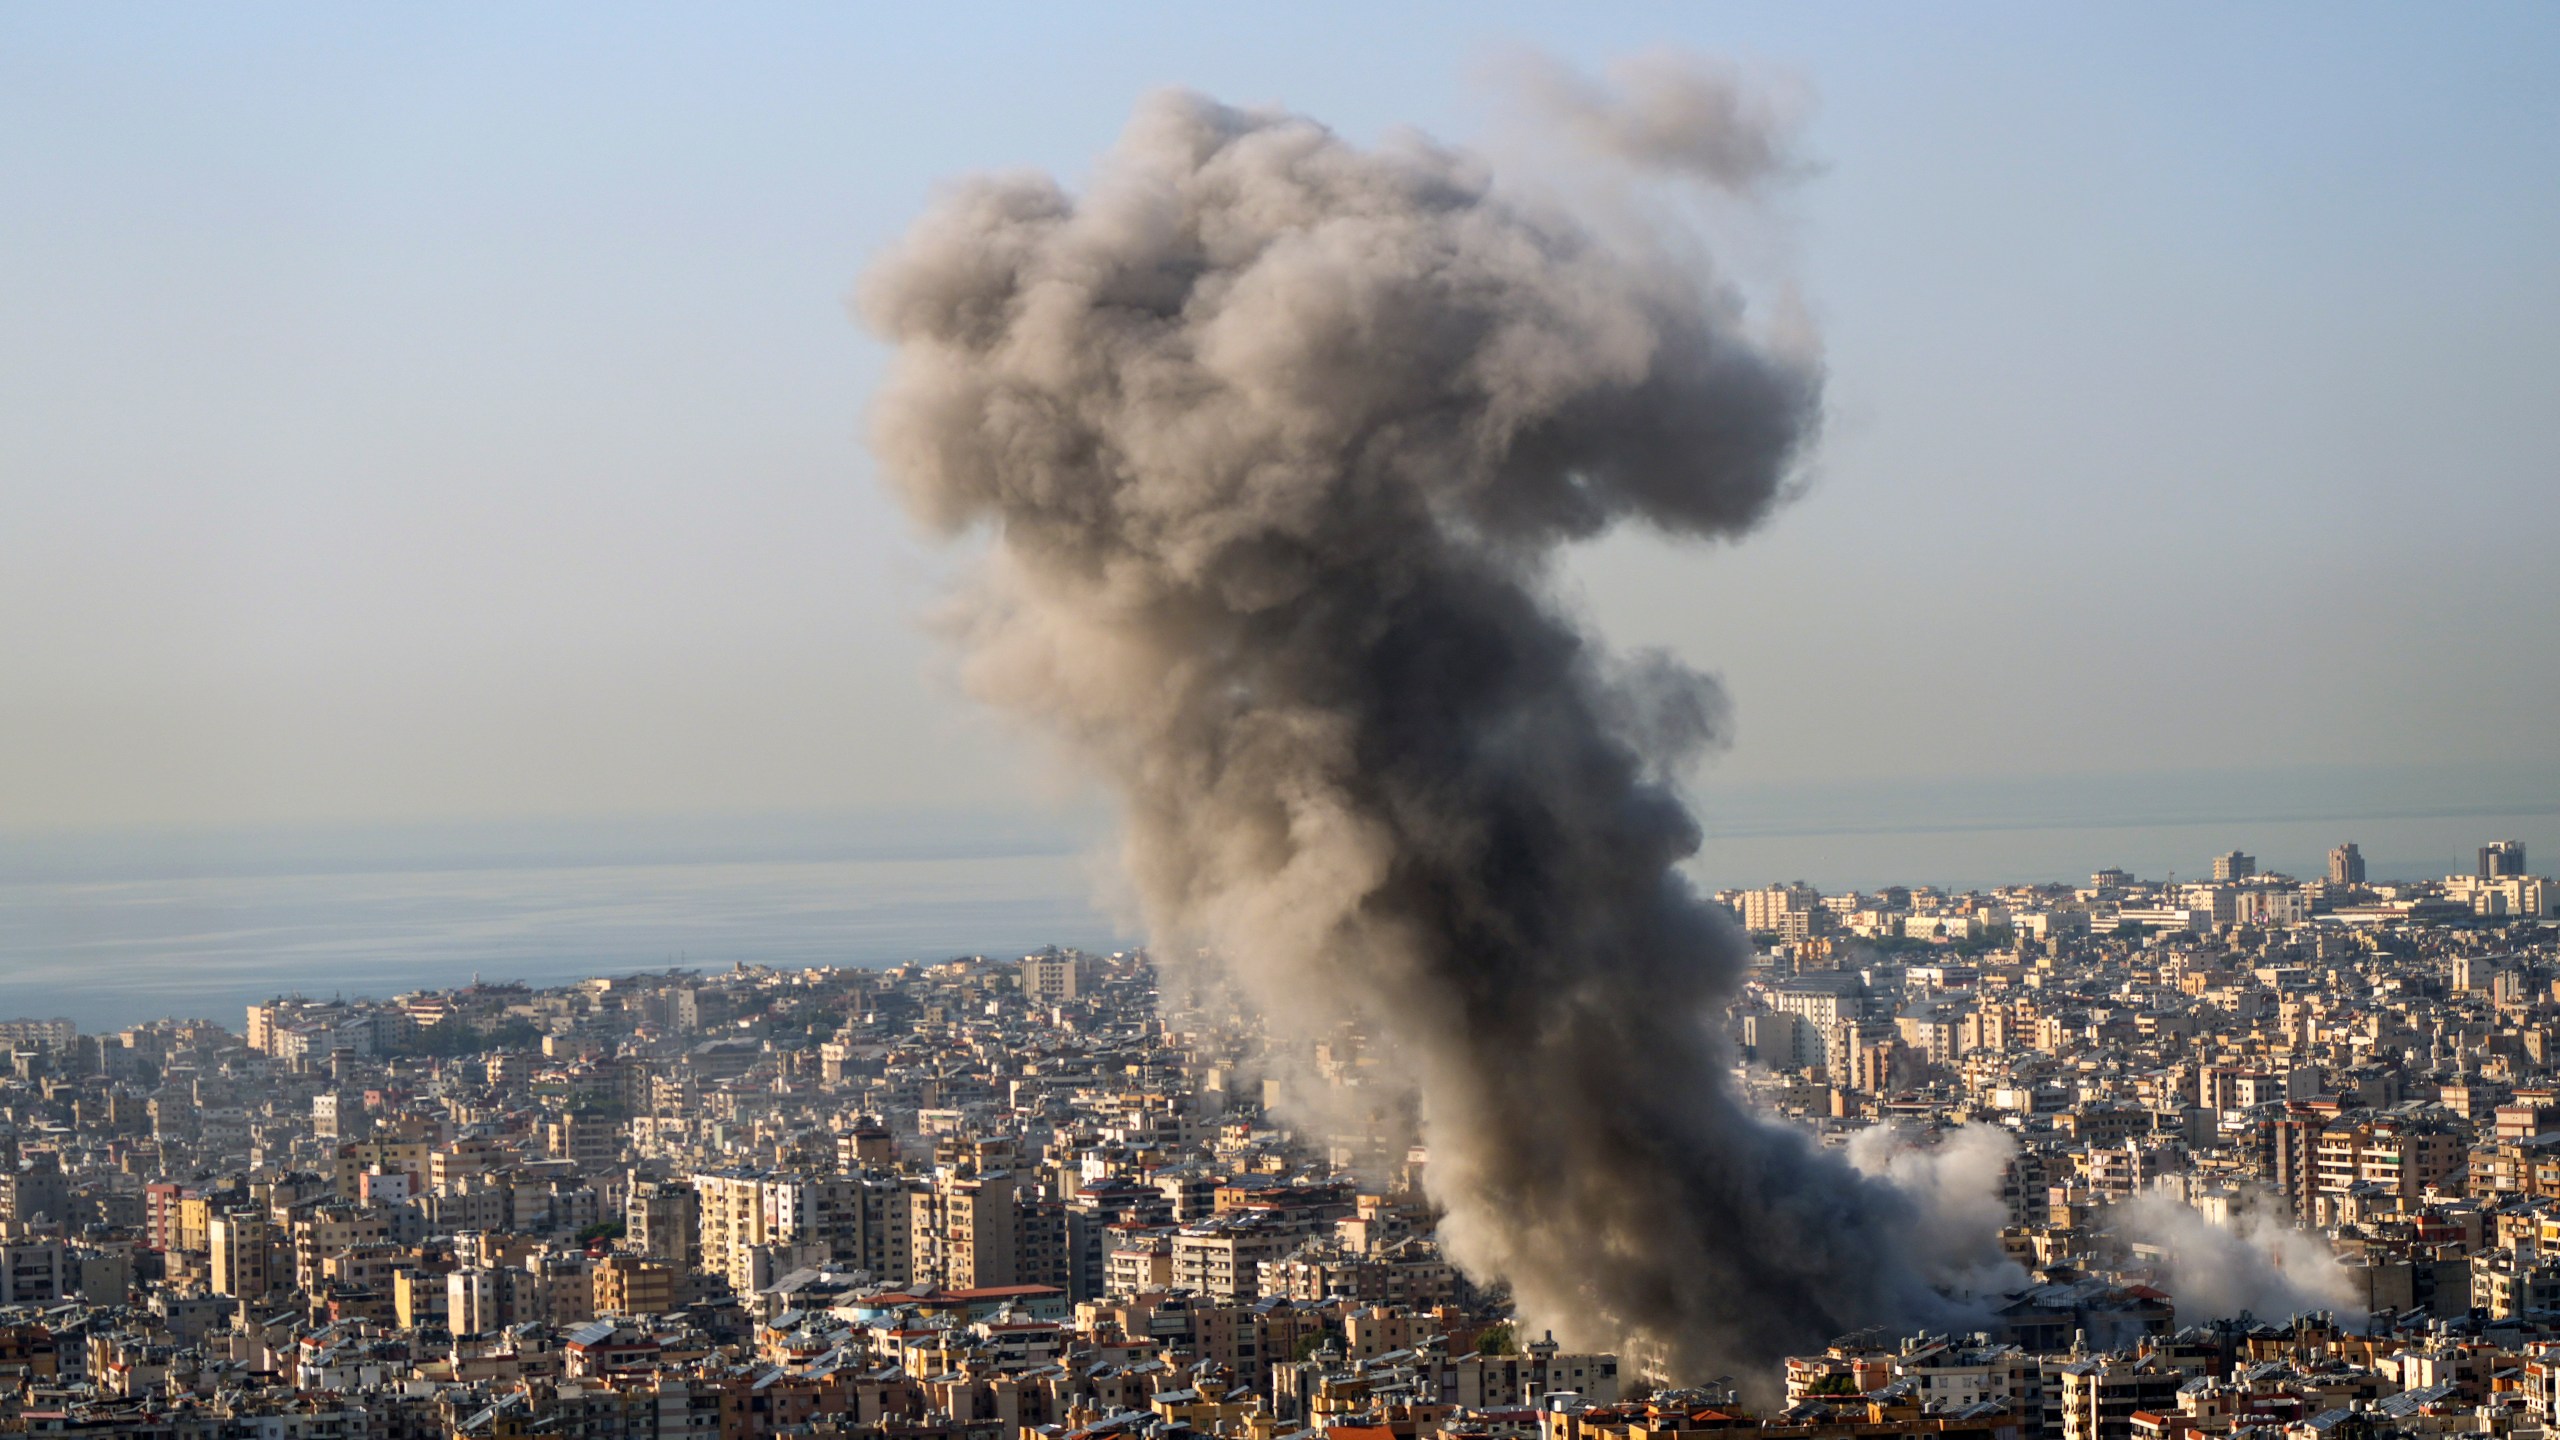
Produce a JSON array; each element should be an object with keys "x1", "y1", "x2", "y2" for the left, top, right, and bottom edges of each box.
[{"x1": 6, "y1": 3, "x2": 2556, "y2": 835}]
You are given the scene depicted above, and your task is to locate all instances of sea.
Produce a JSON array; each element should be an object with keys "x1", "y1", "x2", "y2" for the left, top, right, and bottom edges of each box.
[
  {"x1": 0, "y1": 811, "x2": 1137, "y2": 1031},
  {"x1": 3, "y1": 762, "x2": 2552, "y2": 1031}
]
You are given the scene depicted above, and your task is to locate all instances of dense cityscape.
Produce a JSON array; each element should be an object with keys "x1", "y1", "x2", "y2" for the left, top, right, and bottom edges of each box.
[
  {"x1": 0, "y1": 842, "x2": 2550, "y2": 1440},
  {"x1": 8, "y1": 14, "x2": 2552, "y2": 1440}
]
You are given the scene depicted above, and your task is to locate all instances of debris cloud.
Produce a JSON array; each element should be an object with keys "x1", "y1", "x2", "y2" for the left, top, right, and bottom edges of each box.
[
  {"x1": 862, "y1": 59, "x2": 1947, "y2": 1380},
  {"x1": 2114, "y1": 1192, "x2": 2362, "y2": 1323},
  {"x1": 1848, "y1": 1123, "x2": 2033, "y2": 1299}
]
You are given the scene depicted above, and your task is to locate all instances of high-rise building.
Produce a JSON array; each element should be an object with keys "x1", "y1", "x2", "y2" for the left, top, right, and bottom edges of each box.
[
  {"x1": 689, "y1": 1172, "x2": 765, "y2": 1283},
  {"x1": 1737, "y1": 883, "x2": 1825, "y2": 940},
  {"x1": 2211, "y1": 850, "x2": 2257, "y2": 883},
  {"x1": 2328, "y1": 843, "x2": 2366, "y2": 885},
  {"x1": 626, "y1": 1179, "x2": 699, "y2": 1270},
  {"x1": 845, "y1": 1175, "x2": 914, "y2": 1287},
  {"x1": 910, "y1": 1169, "x2": 1018, "y2": 1290},
  {"x1": 208, "y1": 1209, "x2": 274, "y2": 1299},
  {"x1": 2482, "y1": 841, "x2": 2528, "y2": 879}
]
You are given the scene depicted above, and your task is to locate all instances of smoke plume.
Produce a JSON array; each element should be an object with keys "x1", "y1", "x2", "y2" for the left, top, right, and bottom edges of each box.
[
  {"x1": 1502, "y1": 49, "x2": 1809, "y2": 189},
  {"x1": 861, "y1": 63, "x2": 1951, "y2": 1381},
  {"x1": 2113, "y1": 1192, "x2": 2362, "y2": 1324},
  {"x1": 1848, "y1": 1123, "x2": 2033, "y2": 1299}
]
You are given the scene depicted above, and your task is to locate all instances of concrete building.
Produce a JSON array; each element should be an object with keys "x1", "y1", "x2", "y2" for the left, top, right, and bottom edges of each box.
[
  {"x1": 627, "y1": 1178, "x2": 700, "y2": 1269},
  {"x1": 911, "y1": 1170, "x2": 1017, "y2": 1290},
  {"x1": 208, "y1": 1209, "x2": 274, "y2": 1300},
  {"x1": 2483, "y1": 841, "x2": 2528, "y2": 879}
]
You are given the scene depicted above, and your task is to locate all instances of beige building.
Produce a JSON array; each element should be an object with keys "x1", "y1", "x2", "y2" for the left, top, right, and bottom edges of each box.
[
  {"x1": 1021, "y1": 951, "x2": 1080, "y2": 1003},
  {"x1": 592, "y1": 1252, "x2": 677, "y2": 1316},
  {"x1": 208, "y1": 1209, "x2": 274, "y2": 1299},
  {"x1": 911, "y1": 1170, "x2": 1016, "y2": 1290},
  {"x1": 690, "y1": 1170, "x2": 769, "y2": 1292},
  {"x1": 1171, "y1": 1218, "x2": 1298, "y2": 1303}
]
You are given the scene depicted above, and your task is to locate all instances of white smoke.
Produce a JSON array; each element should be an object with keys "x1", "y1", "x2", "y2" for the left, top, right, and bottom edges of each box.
[
  {"x1": 2113, "y1": 1191, "x2": 2362, "y2": 1324},
  {"x1": 1849, "y1": 1122, "x2": 2031, "y2": 1298},
  {"x1": 1848, "y1": 1126, "x2": 2361, "y2": 1329}
]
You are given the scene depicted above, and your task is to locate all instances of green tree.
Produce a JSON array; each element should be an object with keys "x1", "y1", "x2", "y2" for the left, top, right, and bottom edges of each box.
[
  {"x1": 1808, "y1": 1374, "x2": 1862, "y2": 1397},
  {"x1": 1292, "y1": 1330, "x2": 1338, "y2": 1362}
]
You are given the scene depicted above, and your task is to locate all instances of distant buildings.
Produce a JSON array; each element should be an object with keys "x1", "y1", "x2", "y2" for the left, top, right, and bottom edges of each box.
[
  {"x1": 1739, "y1": 883, "x2": 1826, "y2": 940},
  {"x1": 0, "y1": 1018, "x2": 76, "y2": 1055},
  {"x1": 0, "y1": 831, "x2": 2556, "y2": 1437}
]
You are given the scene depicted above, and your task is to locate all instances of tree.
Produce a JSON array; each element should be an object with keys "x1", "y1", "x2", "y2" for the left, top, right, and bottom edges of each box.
[{"x1": 1808, "y1": 1373, "x2": 1862, "y2": 1397}]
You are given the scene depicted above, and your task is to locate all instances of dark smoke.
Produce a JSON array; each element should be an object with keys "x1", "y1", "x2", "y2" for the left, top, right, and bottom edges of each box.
[{"x1": 860, "y1": 65, "x2": 1950, "y2": 1382}]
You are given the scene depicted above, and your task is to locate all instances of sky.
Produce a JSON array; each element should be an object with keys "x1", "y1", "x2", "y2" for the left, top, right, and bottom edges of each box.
[{"x1": 5, "y1": 3, "x2": 2557, "y2": 856}]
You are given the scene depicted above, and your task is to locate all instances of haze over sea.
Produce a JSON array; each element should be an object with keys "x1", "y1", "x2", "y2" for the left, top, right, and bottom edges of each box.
[{"x1": 4, "y1": 761, "x2": 2551, "y2": 1031}]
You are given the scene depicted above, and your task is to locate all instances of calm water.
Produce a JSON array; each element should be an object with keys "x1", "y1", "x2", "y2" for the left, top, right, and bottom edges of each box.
[
  {"x1": 4, "y1": 763, "x2": 2552, "y2": 1030},
  {"x1": 0, "y1": 814, "x2": 1135, "y2": 1029}
]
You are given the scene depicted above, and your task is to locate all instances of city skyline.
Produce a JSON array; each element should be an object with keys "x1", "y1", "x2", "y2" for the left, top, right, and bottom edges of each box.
[
  {"x1": 2, "y1": 828, "x2": 2547, "y2": 1033},
  {"x1": 10, "y1": 12, "x2": 2560, "y2": 1440}
]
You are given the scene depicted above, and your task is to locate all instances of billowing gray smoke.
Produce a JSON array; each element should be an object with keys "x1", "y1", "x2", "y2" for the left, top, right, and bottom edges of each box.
[{"x1": 860, "y1": 62, "x2": 1950, "y2": 1381}]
